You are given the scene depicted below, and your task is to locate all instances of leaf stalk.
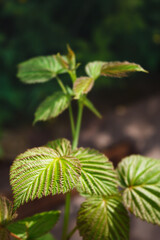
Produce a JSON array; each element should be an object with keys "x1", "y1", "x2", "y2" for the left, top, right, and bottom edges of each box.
[
  {"x1": 61, "y1": 100, "x2": 83, "y2": 240},
  {"x1": 61, "y1": 192, "x2": 71, "y2": 240},
  {"x1": 69, "y1": 104, "x2": 75, "y2": 138},
  {"x1": 56, "y1": 76, "x2": 67, "y2": 93},
  {"x1": 72, "y1": 101, "x2": 83, "y2": 150}
]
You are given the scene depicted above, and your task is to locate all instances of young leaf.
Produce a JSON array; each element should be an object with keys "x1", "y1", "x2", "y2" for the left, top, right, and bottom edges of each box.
[
  {"x1": 10, "y1": 146, "x2": 81, "y2": 209},
  {"x1": 77, "y1": 195, "x2": 129, "y2": 240},
  {"x1": 85, "y1": 61, "x2": 105, "y2": 80},
  {"x1": 81, "y1": 96, "x2": 102, "y2": 118},
  {"x1": 67, "y1": 45, "x2": 76, "y2": 70},
  {"x1": 71, "y1": 148, "x2": 118, "y2": 196},
  {"x1": 101, "y1": 61, "x2": 148, "y2": 77},
  {"x1": 56, "y1": 53, "x2": 69, "y2": 70},
  {"x1": 7, "y1": 210, "x2": 60, "y2": 240},
  {"x1": 73, "y1": 77, "x2": 94, "y2": 99},
  {"x1": 34, "y1": 92, "x2": 71, "y2": 123},
  {"x1": 85, "y1": 61, "x2": 147, "y2": 80},
  {"x1": 17, "y1": 55, "x2": 69, "y2": 84},
  {"x1": 117, "y1": 155, "x2": 160, "y2": 225}
]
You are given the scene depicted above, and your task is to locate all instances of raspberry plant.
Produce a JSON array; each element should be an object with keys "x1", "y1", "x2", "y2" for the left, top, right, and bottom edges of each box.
[{"x1": 1, "y1": 46, "x2": 160, "y2": 240}]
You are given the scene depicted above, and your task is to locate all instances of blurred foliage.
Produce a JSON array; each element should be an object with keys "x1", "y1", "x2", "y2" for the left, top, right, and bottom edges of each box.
[{"x1": 0, "y1": 0, "x2": 160, "y2": 127}]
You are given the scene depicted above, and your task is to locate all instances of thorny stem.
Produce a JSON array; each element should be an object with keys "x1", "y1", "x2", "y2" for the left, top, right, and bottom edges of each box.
[{"x1": 61, "y1": 100, "x2": 83, "y2": 240}]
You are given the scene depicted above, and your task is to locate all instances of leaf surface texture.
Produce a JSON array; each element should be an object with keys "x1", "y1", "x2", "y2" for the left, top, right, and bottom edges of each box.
[{"x1": 117, "y1": 155, "x2": 160, "y2": 225}]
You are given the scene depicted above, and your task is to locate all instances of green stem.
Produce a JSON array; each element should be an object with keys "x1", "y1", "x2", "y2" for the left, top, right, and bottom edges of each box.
[
  {"x1": 69, "y1": 70, "x2": 76, "y2": 82},
  {"x1": 61, "y1": 192, "x2": 71, "y2": 240},
  {"x1": 56, "y1": 75, "x2": 75, "y2": 138},
  {"x1": 72, "y1": 101, "x2": 83, "y2": 150},
  {"x1": 66, "y1": 226, "x2": 78, "y2": 240},
  {"x1": 61, "y1": 101, "x2": 84, "y2": 240},
  {"x1": 56, "y1": 76, "x2": 67, "y2": 93},
  {"x1": 69, "y1": 104, "x2": 75, "y2": 138}
]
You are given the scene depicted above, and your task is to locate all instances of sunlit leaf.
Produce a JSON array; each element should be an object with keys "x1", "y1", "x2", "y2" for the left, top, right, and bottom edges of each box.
[
  {"x1": 85, "y1": 61, "x2": 147, "y2": 80},
  {"x1": 7, "y1": 210, "x2": 60, "y2": 240},
  {"x1": 85, "y1": 61, "x2": 105, "y2": 80},
  {"x1": 73, "y1": 77, "x2": 94, "y2": 99},
  {"x1": 117, "y1": 155, "x2": 160, "y2": 225},
  {"x1": 72, "y1": 148, "x2": 118, "y2": 196},
  {"x1": 56, "y1": 53, "x2": 69, "y2": 70},
  {"x1": 34, "y1": 91, "x2": 71, "y2": 123},
  {"x1": 101, "y1": 61, "x2": 148, "y2": 77},
  {"x1": 17, "y1": 55, "x2": 69, "y2": 84},
  {"x1": 77, "y1": 195, "x2": 129, "y2": 240},
  {"x1": 10, "y1": 143, "x2": 81, "y2": 209},
  {"x1": 81, "y1": 96, "x2": 102, "y2": 118}
]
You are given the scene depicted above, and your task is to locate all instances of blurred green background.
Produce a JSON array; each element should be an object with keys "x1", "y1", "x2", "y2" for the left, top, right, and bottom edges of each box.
[{"x1": 0, "y1": 0, "x2": 160, "y2": 128}]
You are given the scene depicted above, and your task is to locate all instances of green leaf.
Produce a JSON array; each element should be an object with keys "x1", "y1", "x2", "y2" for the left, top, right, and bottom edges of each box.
[
  {"x1": 17, "y1": 55, "x2": 68, "y2": 84},
  {"x1": 56, "y1": 53, "x2": 69, "y2": 70},
  {"x1": 37, "y1": 233, "x2": 55, "y2": 240},
  {"x1": 10, "y1": 142, "x2": 81, "y2": 209},
  {"x1": 7, "y1": 210, "x2": 60, "y2": 240},
  {"x1": 81, "y1": 96, "x2": 102, "y2": 118},
  {"x1": 66, "y1": 86, "x2": 74, "y2": 96},
  {"x1": 85, "y1": 61, "x2": 105, "y2": 80},
  {"x1": 77, "y1": 195, "x2": 129, "y2": 240},
  {"x1": 46, "y1": 138, "x2": 71, "y2": 156},
  {"x1": 71, "y1": 148, "x2": 118, "y2": 196},
  {"x1": 0, "y1": 196, "x2": 15, "y2": 226},
  {"x1": 117, "y1": 155, "x2": 160, "y2": 225},
  {"x1": 73, "y1": 77, "x2": 94, "y2": 99},
  {"x1": 34, "y1": 91, "x2": 71, "y2": 123},
  {"x1": 85, "y1": 61, "x2": 147, "y2": 80},
  {"x1": 101, "y1": 61, "x2": 148, "y2": 77}
]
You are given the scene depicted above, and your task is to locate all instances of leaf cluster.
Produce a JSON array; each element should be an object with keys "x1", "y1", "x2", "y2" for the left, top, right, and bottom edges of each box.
[
  {"x1": 9, "y1": 138, "x2": 160, "y2": 239},
  {"x1": 16, "y1": 46, "x2": 147, "y2": 124},
  {"x1": 1, "y1": 0, "x2": 160, "y2": 128},
  {"x1": 3, "y1": 47, "x2": 160, "y2": 240},
  {"x1": 10, "y1": 138, "x2": 117, "y2": 210}
]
